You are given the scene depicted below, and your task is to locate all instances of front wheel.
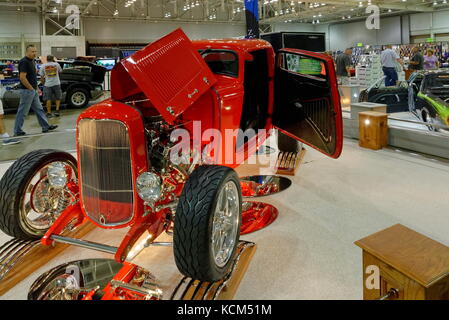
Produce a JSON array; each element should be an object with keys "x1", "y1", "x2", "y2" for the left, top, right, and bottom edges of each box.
[
  {"x1": 421, "y1": 107, "x2": 439, "y2": 132},
  {"x1": 173, "y1": 165, "x2": 242, "y2": 282},
  {"x1": 0, "y1": 150, "x2": 78, "y2": 240}
]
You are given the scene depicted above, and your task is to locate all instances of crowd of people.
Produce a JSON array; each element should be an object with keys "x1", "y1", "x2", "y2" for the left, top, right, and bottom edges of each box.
[
  {"x1": 1, "y1": 45, "x2": 60, "y2": 146},
  {"x1": 335, "y1": 45, "x2": 443, "y2": 87}
]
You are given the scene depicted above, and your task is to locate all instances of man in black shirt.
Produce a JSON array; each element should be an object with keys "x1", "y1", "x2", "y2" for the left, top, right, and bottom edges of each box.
[
  {"x1": 409, "y1": 47, "x2": 424, "y2": 71},
  {"x1": 13, "y1": 44, "x2": 57, "y2": 136},
  {"x1": 336, "y1": 48, "x2": 353, "y2": 85}
]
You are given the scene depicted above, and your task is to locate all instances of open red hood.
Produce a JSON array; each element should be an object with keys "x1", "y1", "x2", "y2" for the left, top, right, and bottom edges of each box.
[{"x1": 111, "y1": 29, "x2": 217, "y2": 124}]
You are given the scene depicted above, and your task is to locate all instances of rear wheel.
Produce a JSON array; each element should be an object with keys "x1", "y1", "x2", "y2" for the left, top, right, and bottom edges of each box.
[
  {"x1": 0, "y1": 150, "x2": 78, "y2": 240},
  {"x1": 67, "y1": 88, "x2": 89, "y2": 109},
  {"x1": 173, "y1": 165, "x2": 242, "y2": 282}
]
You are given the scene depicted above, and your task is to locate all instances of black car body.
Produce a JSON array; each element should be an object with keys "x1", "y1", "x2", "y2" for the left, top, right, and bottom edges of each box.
[
  {"x1": 0, "y1": 60, "x2": 106, "y2": 113},
  {"x1": 358, "y1": 76, "x2": 409, "y2": 113}
]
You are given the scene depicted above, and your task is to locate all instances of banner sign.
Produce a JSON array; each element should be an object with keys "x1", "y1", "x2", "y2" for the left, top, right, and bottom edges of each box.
[{"x1": 245, "y1": 0, "x2": 260, "y2": 39}]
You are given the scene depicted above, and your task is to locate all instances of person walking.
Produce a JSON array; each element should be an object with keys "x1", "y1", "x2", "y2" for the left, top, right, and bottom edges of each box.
[
  {"x1": 14, "y1": 45, "x2": 57, "y2": 136},
  {"x1": 381, "y1": 45, "x2": 403, "y2": 87},
  {"x1": 423, "y1": 49, "x2": 440, "y2": 70},
  {"x1": 39, "y1": 55, "x2": 62, "y2": 117},
  {"x1": 336, "y1": 48, "x2": 353, "y2": 85},
  {"x1": 409, "y1": 47, "x2": 424, "y2": 71}
]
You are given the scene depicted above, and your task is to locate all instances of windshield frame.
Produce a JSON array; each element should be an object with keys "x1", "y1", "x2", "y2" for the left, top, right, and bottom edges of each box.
[
  {"x1": 423, "y1": 73, "x2": 449, "y2": 90},
  {"x1": 199, "y1": 49, "x2": 239, "y2": 78}
]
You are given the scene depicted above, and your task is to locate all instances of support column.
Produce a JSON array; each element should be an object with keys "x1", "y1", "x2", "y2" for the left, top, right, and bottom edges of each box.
[{"x1": 20, "y1": 33, "x2": 25, "y2": 57}]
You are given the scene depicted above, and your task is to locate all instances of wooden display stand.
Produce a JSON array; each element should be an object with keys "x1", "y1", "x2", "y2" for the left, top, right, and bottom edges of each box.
[
  {"x1": 275, "y1": 148, "x2": 307, "y2": 176},
  {"x1": 358, "y1": 111, "x2": 388, "y2": 150},
  {"x1": 355, "y1": 224, "x2": 449, "y2": 300},
  {"x1": 0, "y1": 223, "x2": 96, "y2": 296},
  {"x1": 171, "y1": 241, "x2": 257, "y2": 300}
]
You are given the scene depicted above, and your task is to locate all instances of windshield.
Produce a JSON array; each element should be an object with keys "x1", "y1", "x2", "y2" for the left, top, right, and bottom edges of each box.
[
  {"x1": 425, "y1": 74, "x2": 449, "y2": 89},
  {"x1": 199, "y1": 50, "x2": 238, "y2": 78}
]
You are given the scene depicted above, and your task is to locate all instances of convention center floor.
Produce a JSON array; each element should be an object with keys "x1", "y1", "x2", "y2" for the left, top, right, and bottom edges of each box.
[{"x1": 1, "y1": 136, "x2": 448, "y2": 300}]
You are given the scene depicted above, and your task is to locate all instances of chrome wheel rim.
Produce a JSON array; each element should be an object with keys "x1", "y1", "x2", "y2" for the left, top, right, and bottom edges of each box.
[
  {"x1": 212, "y1": 181, "x2": 239, "y2": 268},
  {"x1": 20, "y1": 161, "x2": 77, "y2": 236},
  {"x1": 423, "y1": 110, "x2": 435, "y2": 131},
  {"x1": 71, "y1": 92, "x2": 86, "y2": 106}
]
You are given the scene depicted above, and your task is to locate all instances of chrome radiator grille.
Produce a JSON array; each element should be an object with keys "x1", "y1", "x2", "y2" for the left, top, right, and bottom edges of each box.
[{"x1": 78, "y1": 119, "x2": 134, "y2": 226}]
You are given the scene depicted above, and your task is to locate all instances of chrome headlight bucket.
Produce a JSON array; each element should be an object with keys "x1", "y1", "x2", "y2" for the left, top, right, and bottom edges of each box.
[
  {"x1": 47, "y1": 162, "x2": 68, "y2": 188},
  {"x1": 136, "y1": 172, "x2": 162, "y2": 203}
]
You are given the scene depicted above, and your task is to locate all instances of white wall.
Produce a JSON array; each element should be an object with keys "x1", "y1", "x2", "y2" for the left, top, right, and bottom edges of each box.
[
  {"x1": 326, "y1": 16, "x2": 403, "y2": 51},
  {"x1": 410, "y1": 10, "x2": 449, "y2": 36},
  {"x1": 83, "y1": 19, "x2": 246, "y2": 43},
  {"x1": 0, "y1": 12, "x2": 41, "y2": 42},
  {"x1": 323, "y1": 9, "x2": 449, "y2": 51},
  {"x1": 40, "y1": 36, "x2": 86, "y2": 57}
]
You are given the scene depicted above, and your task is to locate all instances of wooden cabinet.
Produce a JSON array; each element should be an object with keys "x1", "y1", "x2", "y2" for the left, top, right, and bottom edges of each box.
[
  {"x1": 355, "y1": 224, "x2": 449, "y2": 300},
  {"x1": 358, "y1": 111, "x2": 388, "y2": 150}
]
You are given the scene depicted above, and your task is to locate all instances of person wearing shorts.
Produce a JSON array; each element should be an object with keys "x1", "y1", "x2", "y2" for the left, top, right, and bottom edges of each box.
[{"x1": 39, "y1": 55, "x2": 63, "y2": 117}]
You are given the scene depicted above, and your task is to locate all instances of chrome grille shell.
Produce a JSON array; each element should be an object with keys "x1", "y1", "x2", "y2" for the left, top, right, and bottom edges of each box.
[{"x1": 78, "y1": 118, "x2": 134, "y2": 227}]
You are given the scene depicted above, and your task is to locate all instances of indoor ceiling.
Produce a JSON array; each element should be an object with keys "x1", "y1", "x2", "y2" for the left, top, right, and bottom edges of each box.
[{"x1": 0, "y1": 0, "x2": 448, "y2": 24}]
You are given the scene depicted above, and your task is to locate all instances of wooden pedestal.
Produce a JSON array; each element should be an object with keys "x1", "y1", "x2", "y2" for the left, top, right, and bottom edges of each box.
[
  {"x1": 355, "y1": 224, "x2": 449, "y2": 300},
  {"x1": 0, "y1": 223, "x2": 96, "y2": 296},
  {"x1": 275, "y1": 148, "x2": 306, "y2": 176},
  {"x1": 359, "y1": 111, "x2": 388, "y2": 150}
]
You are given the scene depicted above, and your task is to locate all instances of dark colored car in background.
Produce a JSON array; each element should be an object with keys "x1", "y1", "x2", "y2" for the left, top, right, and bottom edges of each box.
[
  {"x1": 358, "y1": 76, "x2": 409, "y2": 113},
  {"x1": 0, "y1": 60, "x2": 106, "y2": 113}
]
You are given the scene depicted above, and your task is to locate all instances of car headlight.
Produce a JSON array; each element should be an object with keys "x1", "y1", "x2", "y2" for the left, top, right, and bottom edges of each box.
[
  {"x1": 47, "y1": 162, "x2": 67, "y2": 188},
  {"x1": 136, "y1": 172, "x2": 162, "y2": 203}
]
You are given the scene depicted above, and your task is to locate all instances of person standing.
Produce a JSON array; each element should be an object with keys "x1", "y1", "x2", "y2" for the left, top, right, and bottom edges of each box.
[
  {"x1": 423, "y1": 49, "x2": 440, "y2": 70},
  {"x1": 409, "y1": 47, "x2": 424, "y2": 71},
  {"x1": 14, "y1": 45, "x2": 57, "y2": 136},
  {"x1": 39, "y1": 55, "x2": 62, "y2": 117},
  {"x1": 335, "y1": 48, "x2": 353, "y2": 85},
  {"x1": 381, "y1": 45, "x2": 403, "y2": 87}
]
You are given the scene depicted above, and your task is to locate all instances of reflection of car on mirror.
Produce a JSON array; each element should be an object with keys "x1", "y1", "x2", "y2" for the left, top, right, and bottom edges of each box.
[
  {"x1": 0, "y1": 29, "x2": 343, "y2": 282},
  {"x1": 0, "y1": 60, "x2": 106, "y2": 113},
  {"x1": 359, "y1": 70, "x2": 449, "y2": 131},
  {"x1": 359, "y1": 76, "x2": 409, "y2": 113},
  {"x1": 408, "y1": 71, "x2": 449, "y2": 132}
]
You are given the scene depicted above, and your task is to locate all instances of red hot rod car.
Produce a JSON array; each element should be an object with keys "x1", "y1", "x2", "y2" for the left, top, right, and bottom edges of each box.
[{"x1": 0, "y1": 29, "x2": 342, "y2": 282}]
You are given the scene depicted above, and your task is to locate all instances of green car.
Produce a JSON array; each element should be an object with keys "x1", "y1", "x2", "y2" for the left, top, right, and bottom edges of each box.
[{"x1": 408, "y1": 70, "x2": 449, "y2": 132}]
